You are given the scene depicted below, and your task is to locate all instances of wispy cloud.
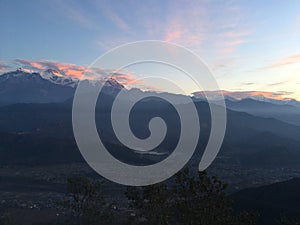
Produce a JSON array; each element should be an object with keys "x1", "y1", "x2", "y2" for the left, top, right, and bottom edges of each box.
[
  {"x1": 154, "y1": 0, "x2": 253, "y2": 76},
  {"x1": 0, "y1": 59, "x2": 173, "y2": 91},
  {"x1": 110, "y1": 72, "x2": 140, "y2": 85},
  {"x1": 267, "y1": 81, "x2": 288, "y2": 86},
  {"x1": 162, "y1": 1, "x2": 207, "y2": 47},
  {"x1": 52, "y1": 0, "x2": 97, "y2": 29},
  {"x1": 11, "y1": 59, "x2": 140, "y2": 86},
  {"x1": 15, "y1": 59, "x2": 88, "y2": 79},
  {"x1": 0, "y1": 62, "x2": 13, "y2": 73},
  {"x1": 241, "y1": 82, "x2": 254, "y2": 86},
  {"x1": 262, "y1": 53, "x2": 300, "y2": 70},
  {"x1": 85, "y1": 0, "x2": 254, "y2": 78},
  {"x1": 164, "y1": 30, "x2": 183, "y2": 43},
  {"x1": 94, "y1": 1, "x2": 129, "y2": 31},
  {"x1": 162, "y1": 1, "x2": 252, "y2": 53}
]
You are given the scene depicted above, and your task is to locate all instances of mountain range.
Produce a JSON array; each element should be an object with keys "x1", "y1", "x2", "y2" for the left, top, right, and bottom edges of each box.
[
  {"x1": 0, "y1": 69, "x2": 123, "y2": 106},
  {"x1": 2, "y1": 68, "x2": 300, "y2": 106},
  {"x1": 1, "y1": 69, "x2": 300, "y2": 127},
  {"x1": 0, "y1": 69, "x2": 300, "y2": 224},
  {"x1": 0, "y1": 69, "x2": 300, "y2": 169}
]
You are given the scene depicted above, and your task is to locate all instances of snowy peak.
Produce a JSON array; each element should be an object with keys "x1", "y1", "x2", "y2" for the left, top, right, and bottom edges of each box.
[
  {"x1": 0, "y1": 69, "x2": 41, "y2": 82},
  {"x1": 0, "y1": 69, "x2": 125, "y2": 93},
  {"x1": 44, "y1": 69, "x2": 63, "y2": 76},
  {"x1": 40, "y1": 69, "x2": 124, "y2": 90},
  {"x1": 105, "y1": 78, "x2": 124, "y2": 89},
  {"x1": 0, "y1": 69, "x2": 127, "y2": 105},
  {"x1": 41, "y1": 69, "x2": 78, "y2": 88}
]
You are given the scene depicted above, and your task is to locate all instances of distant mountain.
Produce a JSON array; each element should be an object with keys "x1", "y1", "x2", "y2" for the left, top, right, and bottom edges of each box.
[
  {"x1": 225, "y1": 98, "x2": 300, "y2": 126},
  {"x1": 193, "y1": 90, "x2": 300, "y2": 107},
  {"x1": 1, "y1": 100, "x2": 300, "y2": 168},
  {"x1": 0, "y1": 69, "x2": 75, "y2": 105},
  {"x1": 1, "y1": 69, "x2": 300, "y2": 169},
  {"x1": 231, "y1": 178, "x2": 300, "y2": 225},
  {"x1": 0, "y1": 69, "x2": 124, "y2": 105},
  {"x1": 194, "y1": 90, "x2": 300, "y2": 126}
]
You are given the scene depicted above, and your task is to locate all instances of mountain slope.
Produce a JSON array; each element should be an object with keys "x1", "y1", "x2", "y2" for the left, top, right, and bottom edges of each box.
[
  {"x1": 231, "y1": 178, "x2": 300, "y2": 225},
  {"x1": 0, "y1": 69, "x2": 75, "y2": 105},
  {"x1": 0, "y1": 100, "x2": 300, "y2": 168},
  {"x1": 0, "y1": 69, "x2": 124, "y2": 105},
  {"x1": 226, "y1": 98, "x2": 300, "y2": 125}
]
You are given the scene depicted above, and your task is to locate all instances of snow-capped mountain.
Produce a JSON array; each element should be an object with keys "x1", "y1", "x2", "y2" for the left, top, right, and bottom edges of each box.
[
  {"x1": 0, "y1": 69, "x2": 124, "y2": 105},
  {"x1": 40, "y1": 68, "x2": 124, "y2": 91},
  {"x1": 41, "y1": 69, "x2": 78, "y2": 88}
]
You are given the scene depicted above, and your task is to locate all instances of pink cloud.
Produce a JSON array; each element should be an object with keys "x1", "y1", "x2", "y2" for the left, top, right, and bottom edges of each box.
[
  {"x1": 14, "y1": 59, "x2": 171, "y2": 92},
  {"x1": 164, "y1": 30, "x2": 183, "y2": 43},
  {"x1": 160, "y1": 0, "x2": 252, "y2": 77},
  {"x1": 220, "y1": 30, "x2": 251, "y2": 39},
  {"x1": 13, "y1": 59, "x2": 142, "y2": 86},
  {"x1": 226, "y1": 39, "x2": 248, "y2": 46},
  {"x1": 0, "y1": 62, "x2": 13, "y2": 73},
  {"x1": 262, "y1": 53, "x2": 300, "y2": 69},
  {"x1": 110, "y1": 72, "x2": 143, "y2": 85},
  {"x1": 15, "y1": 59, "x2": 87, "y2": 79}
]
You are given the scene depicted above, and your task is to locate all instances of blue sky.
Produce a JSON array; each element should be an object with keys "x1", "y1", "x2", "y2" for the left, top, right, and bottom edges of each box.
[{"x1": 1, "y1": 0, "x2": 300, "y2": 98}]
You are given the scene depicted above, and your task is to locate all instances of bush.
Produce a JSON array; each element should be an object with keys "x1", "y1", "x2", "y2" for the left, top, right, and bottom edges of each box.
[
  {"x1": 63, "y1": 176, "x2": 112, "y2": 225},
  {"x1": 126, "y1": 168, "x2": 257, "y2": 225}
]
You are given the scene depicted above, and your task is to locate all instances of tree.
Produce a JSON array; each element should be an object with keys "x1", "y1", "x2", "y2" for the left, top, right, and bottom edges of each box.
[
  {"x1": 279, "y1": 216, "x2": 300, "y2": 225},
  {"x1": 64, "y1": 176, "x2": 112, "y2": 225},
  {"x1": 0, "y1": 213, "x2": 14, "y2": 225},
  {"x1": 172, "y1": 168, "x2": 257, "y2": 225},
  {"x1": 126, "y1": 182, "x2": 171, "y2": 225},
  {"x1": 126, "y1": 168, "x2": 257, "y2": 225}
]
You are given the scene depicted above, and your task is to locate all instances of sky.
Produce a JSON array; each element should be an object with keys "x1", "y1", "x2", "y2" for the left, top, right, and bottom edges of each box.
[{"x1": 1, "y1": 0, "x2": 300, "y2": 99}]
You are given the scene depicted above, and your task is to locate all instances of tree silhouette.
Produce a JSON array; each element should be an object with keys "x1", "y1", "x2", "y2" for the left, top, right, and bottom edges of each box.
[
  {"x1": 64, "y1": 176, "x2": 112, "y2": 225},
  {"x1": 126, "y1": 168, "x2": 257, "y2": 225},
  {"x1": 278, "y1": 217, "x2": 300, "y2": 225}
]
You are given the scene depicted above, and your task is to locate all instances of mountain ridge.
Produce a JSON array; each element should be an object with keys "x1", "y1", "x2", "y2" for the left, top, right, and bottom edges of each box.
[{"x1": 0, "y1": 69, "x2": 124, "y2": 105}]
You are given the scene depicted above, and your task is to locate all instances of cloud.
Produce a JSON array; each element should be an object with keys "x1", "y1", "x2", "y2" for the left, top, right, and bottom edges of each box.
[
  {"x1": 11, "y1": 59, "x2": 140, "y2": 86},
  {"x1": 0, "y1": 59, "x2": 171, "y2": 91},
  {"x1": 105, "y1": 10, "x2": 129, "y2": 31},
  {"x1": 262, "y1": 53, "x2": 300, "y2": 70},
  {"x1": 0, "y1": 59, "x2": 295, "y2": 98},
  {"x1": 94, "y1": 1, "x2": 129, "y2": 31},
  {"x1": 156, "y1": 0, "x2": 253, "y2": 76},
  {"x1": 162, "y1": 1, "x2": 207, "y2": 46},
  {"x1": 267, "y1": 81, "x2": 288, "y2": 86},
  {"x1": 164, "y1": 30, "x2": 183, "y2": 43},
  {"x1": 230, "y1": 90, "x2": 293, "y2": 100},
  {"x1": 52, "y1": 0, "x2": 97, "y2": 29},
  {"x1": 220, "y1": 30, "x2": 251, "y2": 39},
  {"x1": 89, "y1": 0, "x2": 252, "y2": 77},
  {"x1": 162, "y1": 1, "x2": 251, "y2": 51},
  {"x1": 109, "y1": 72, "x2": 143, "y2": 85},
  {"x1": 15, "y1": 59, "x2": 88, "y2": 79},
  {"x1": 241, "y1": 82, "x2": 254, "y2": 86},
  {"x1": 0, "y1": 62, "x2": 13, "y2": 73}
]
